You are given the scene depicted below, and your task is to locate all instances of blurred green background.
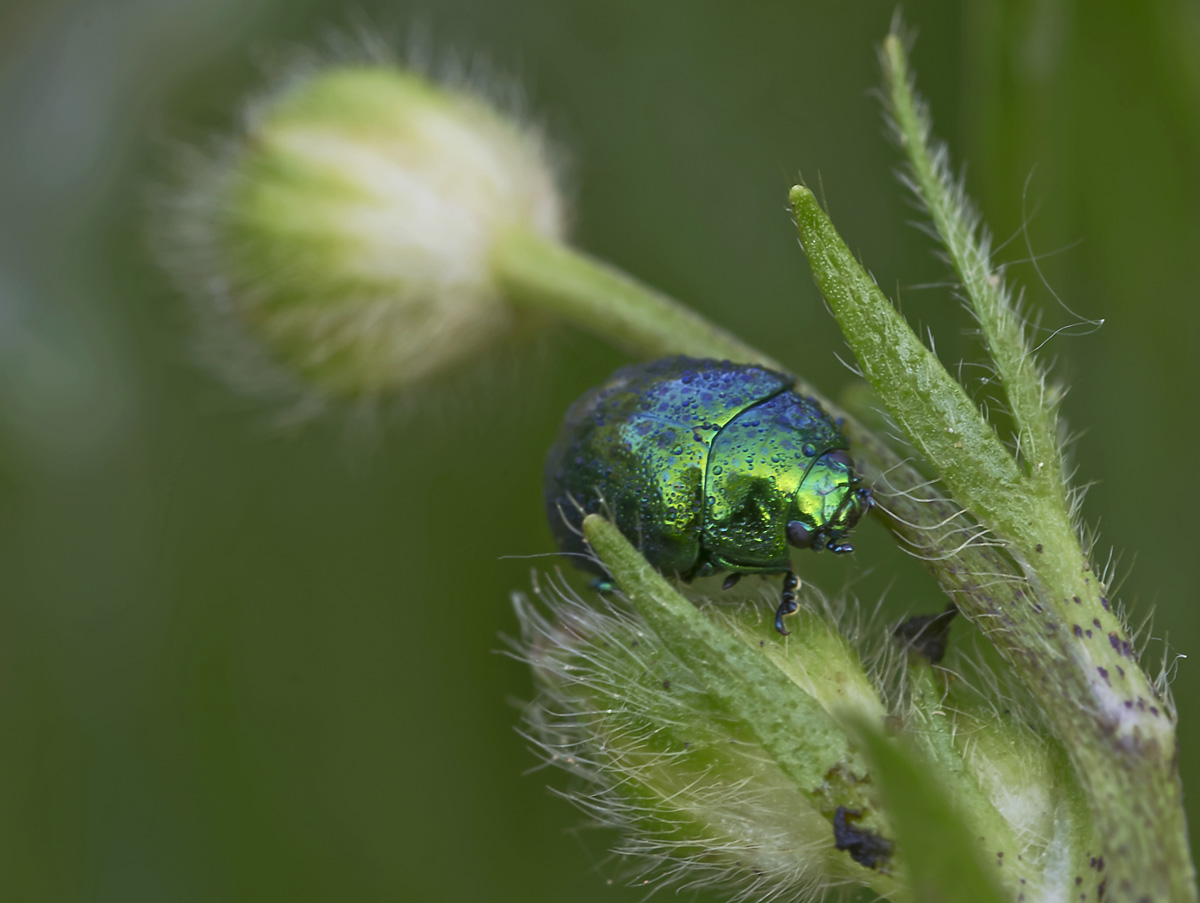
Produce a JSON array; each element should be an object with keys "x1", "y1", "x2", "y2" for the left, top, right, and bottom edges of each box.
[{"x1": 2, "y1": 0, "x2": 1198, "y2": 900}]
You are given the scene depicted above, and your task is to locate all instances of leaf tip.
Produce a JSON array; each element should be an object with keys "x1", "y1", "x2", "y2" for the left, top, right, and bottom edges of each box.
[{"x1": 788, "y1": 183, "x2": 813, "y2": 212}]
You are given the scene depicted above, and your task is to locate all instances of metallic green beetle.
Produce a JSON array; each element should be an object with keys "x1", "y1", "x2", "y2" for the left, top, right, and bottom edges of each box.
[{"x1": 544, "y1": 356, "x2": 872, "y2": 634}]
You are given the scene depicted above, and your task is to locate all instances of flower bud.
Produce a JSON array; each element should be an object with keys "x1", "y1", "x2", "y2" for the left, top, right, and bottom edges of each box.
[
  {"x1": 514, "y1": 577, "x2": 899, "y2": 899},
  {"x1": 898, "y1": 661, "x2": 1100, "y2": 900},
  {"x1": 515, "y1": 511, "x2": 1101, "y2": 902},
  {"x1": 162, "y1": 59, "x2": 565, "y2": 400}
]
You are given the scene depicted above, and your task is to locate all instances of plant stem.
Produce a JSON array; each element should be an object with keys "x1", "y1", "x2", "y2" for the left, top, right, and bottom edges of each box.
[
  {"x1": 492, "y1": 228, "x2": 780, "y2": 368},
  {"x1": 881, "y1": 34, "x2": 1066, "y2": 496},
  {"x1": 791, "y1": 182, "x2": 1195, "y2": 903}
]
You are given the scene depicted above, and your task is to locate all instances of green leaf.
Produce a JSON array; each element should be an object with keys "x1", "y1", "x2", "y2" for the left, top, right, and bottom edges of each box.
[
  {"x1": 580, "y1": 515, "x2": 864, "y2": 800},
  {"x1": 789, "y1": 184, "x2": 1025, "y2": 533},
  {"x1": 880, "y1": 34, "x2": 1066, "y2": 497}
]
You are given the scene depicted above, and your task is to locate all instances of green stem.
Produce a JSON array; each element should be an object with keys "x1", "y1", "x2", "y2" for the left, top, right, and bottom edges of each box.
[
  {"x1": 882, "y1": 36, "x2": 1194, "y2": 898},
  {"x1": 791, "y1": 182, "x2": 1195, "y2": 903},
  {"x1": 881, "y1": 35, "x2": 1066, "y2": 496},
  {"x1": 492, "y1": 228, "x2": 780, "y2": 368}
]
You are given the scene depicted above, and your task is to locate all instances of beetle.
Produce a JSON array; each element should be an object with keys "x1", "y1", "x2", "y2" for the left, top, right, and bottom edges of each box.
[{"x1": 544, "y1": 356, "x2": 872, "y2": 634}]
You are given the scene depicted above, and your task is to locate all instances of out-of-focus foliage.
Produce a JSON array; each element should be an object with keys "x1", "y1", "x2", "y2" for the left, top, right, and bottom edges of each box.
[{"x1": 0, "y1": 1, "x2": 1196, "y2": 900}]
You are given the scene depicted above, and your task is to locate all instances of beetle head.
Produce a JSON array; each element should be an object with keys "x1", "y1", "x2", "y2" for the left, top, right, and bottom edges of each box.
[{"x1": 785, "y1": 449, "x2": 873, "y2": 554}]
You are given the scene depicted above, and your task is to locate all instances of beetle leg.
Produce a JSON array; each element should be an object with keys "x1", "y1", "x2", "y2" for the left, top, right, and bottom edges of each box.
[
  {"x1": 775, "y1": 571, "x2": 801, "y2": 635},
  {"x1": 722, "y1": 573, "x2": 742, "y2": 591}
]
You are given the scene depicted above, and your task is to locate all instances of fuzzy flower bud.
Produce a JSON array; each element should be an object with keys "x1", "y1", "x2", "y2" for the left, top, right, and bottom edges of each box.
[
  {"x1": 514, "y1": 578, "x2": 896, "y2": 899},
  {"x1": 162, "y1": 59, "x2": 565, "y2": 399},
  {"x1": 513, "y1": 515, "x2": 1101, "y2": 901}
]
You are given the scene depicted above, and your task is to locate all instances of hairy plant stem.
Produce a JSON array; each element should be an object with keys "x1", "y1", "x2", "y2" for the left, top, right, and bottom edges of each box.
[
  {"x1": 791, "y1": 183, "x2": 1193, "y2": 903},
  {"x1": 880, "y1": 33, "x2": 1191, "y2": 900},
  {"x1": 881, "y1": 35, "x2": 1066, "y2": 495}
]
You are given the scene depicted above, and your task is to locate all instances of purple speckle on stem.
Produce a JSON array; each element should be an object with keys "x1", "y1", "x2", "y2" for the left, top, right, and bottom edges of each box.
[{"x1": 1108, "y1": 632, "x2": 1133, "y2": 658}]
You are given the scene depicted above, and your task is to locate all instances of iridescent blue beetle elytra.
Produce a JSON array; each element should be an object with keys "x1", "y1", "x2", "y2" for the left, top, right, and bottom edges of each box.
[{"x1": 544, "y1": 356, "x2": 872, "y2": 633}]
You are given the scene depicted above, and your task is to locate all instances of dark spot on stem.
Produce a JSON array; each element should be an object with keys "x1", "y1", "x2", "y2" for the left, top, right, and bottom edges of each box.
[
  {"x1": 894, "y1": 604, "x2": 957, "y2": 664},
  {"x1": 833, "y1": 807, "x2": 892, "y2": 869},
  {"x1": 1108, "y1": 632, "x2": 1134, "y2": 658}
]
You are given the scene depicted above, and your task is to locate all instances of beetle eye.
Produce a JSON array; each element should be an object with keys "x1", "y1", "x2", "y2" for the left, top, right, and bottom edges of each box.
[{"x1": 787, "y1": 520, "x2": 815, "y2": 549}]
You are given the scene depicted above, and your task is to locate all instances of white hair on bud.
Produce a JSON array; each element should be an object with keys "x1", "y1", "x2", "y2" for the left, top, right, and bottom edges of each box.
[
  {"x1": 153, "y1": 28, "x2": 568, "y2": 428},
  {"x1": 510, "y1": 573, "x2": 853, "y2": 902}
]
